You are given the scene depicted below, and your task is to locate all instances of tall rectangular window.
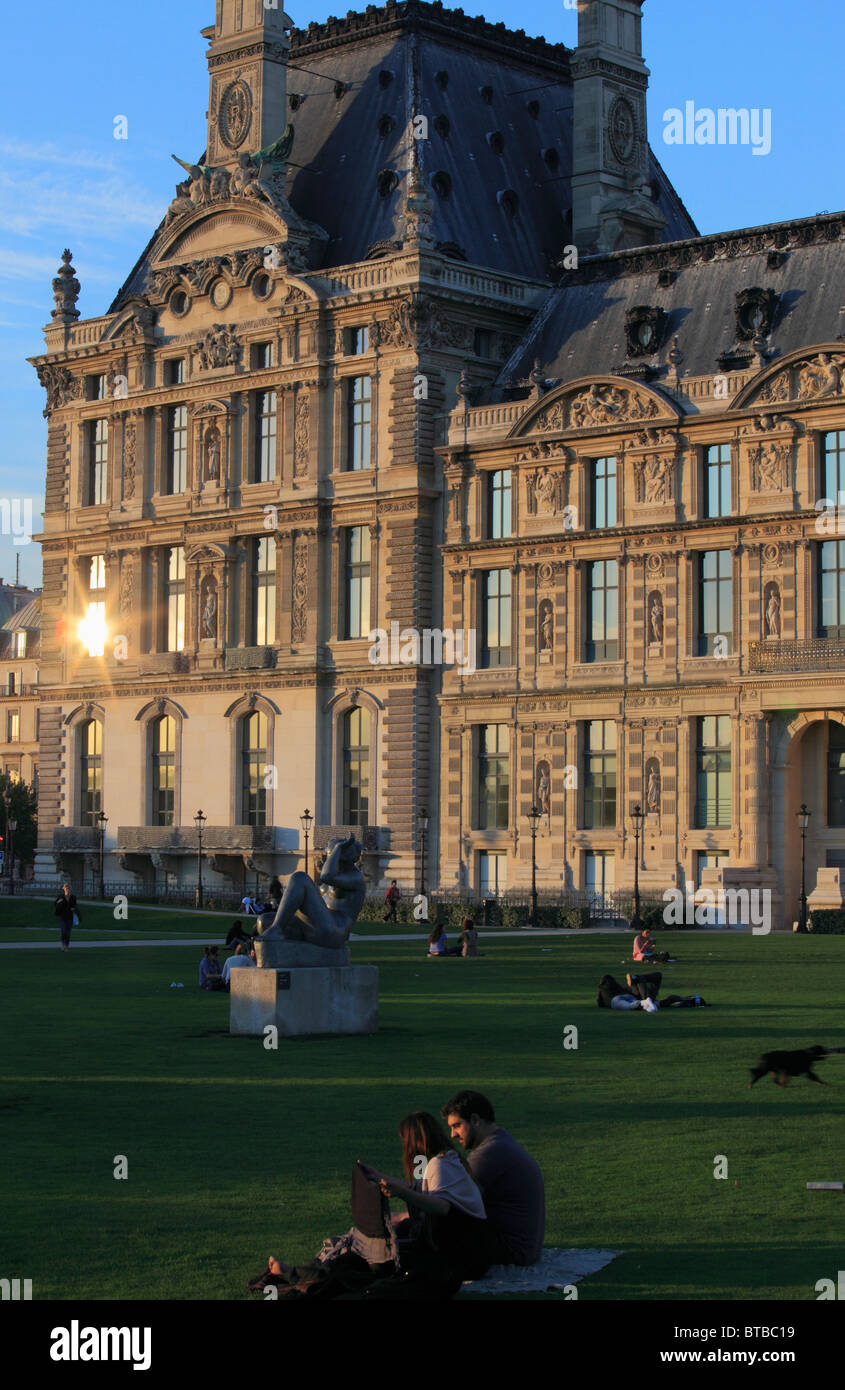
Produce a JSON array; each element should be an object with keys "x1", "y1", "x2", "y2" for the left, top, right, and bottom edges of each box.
[
  {"x1": 344, "y1": 528, "x2": 371, "y2": 639},
  {"x1": 81, "y1": 554, "x2": 106, "y2": 657},
  {"x1": 698, "y1": 550, "x2": 733, "y2": 655},
  {"x1": 351, "y1": 327, "x2": 370, "y2": 355},
  {"x1": 591, "y1": 457, "x2": 617, "y2": 528},
  {"x1": 165, "y1": 359, "x2": 185, "y2": 386},
  {"x1": 88, "y1": 419, "x2": 108, "y2": 506},
  {"x1": 255, "y1": 390, "x2": 277, "y2": 482},
  {"x1": 482, "y1": 569, "x2": 512, "y2": 667},
  {"x1": 242, "y1": 711, "x2": 268, "y2": 827},
  {"x1": 254, "y1": 536, "x2": 276, "y2": 646},
  {"x1": 479, "y1": 850, "x2": 506, "y2": 896},
  {"x1": 151, "y1": 716, "x2": 176, "y2": 828},
  {"x1": 166, "y1": 405, "x2": 187, "y2": 494},
  {"x1": 15, "y1": 632, "x2": 26, "y2": 658},
  {"x1": 487, "y1": 470, "x2": 512, "y2": 539},
  {"x1": 823, "y1": 430, "x2": 845, "y2": 503},
  {"x1": 252, "y1": 342, "x2": 274, "y2": 370},
  {"x1": 347, "y1": 376, "x2": 372, "y2": 470},
  {"x1": 478, "y1": 724, "x2": 509, "y2": 829},
  {"x1": 828, "y1": 723, "x2": 845, "y2": 828},
  {"x1": 586, "y1": 559, "x2": 618, "y2": 662},
  {"x1": 704, "y1": 444, "x2": 732, "y2": 518},
  {"x1": 583, "y1": 720, "x2": 617, "y2": 828},
  {"x1": 342, "y1": 707, "x2": 370, "y2": 826},
  {"x1": 7, "y1": 712, "x2": 19, "y2": 743},
  {"x1": 819, "y1": 540, "x2": 845, "y2": 639},
  {"x1": 697, "y1": 850, "x2": 728, "y2": 885},
  {"x1": 585, "y1": 851, "x2": 615, "y2": 899},
  {"x1": 79, "y1": 719, "x2": 102, "y2": 826},
  {"x1": 695, "y1": 715, "x2": 732, "y2": 828},
  {"x1": 165, "y1": 547, "x2": 185, "y2": 653}
]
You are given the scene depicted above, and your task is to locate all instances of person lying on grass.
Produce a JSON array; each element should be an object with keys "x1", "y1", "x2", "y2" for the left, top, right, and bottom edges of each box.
[
  {"x1": 597, "y1": 973, "x2": 708, "y2": 1011},
  {"x1": 248, "y1": 1112, "x2": 491, "y2": 1299},
  {"x1": 633, "y1": 925, "x2": 674, "y2": 964}
]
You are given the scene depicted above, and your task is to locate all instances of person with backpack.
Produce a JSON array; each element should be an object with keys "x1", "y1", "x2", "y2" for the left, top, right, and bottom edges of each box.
[
  {"x1": 384, "y1": 880, "x2": 400, "y2": 922},
  {"x1": 54, "y1": 883, "x2": 79, "y2": 953}
]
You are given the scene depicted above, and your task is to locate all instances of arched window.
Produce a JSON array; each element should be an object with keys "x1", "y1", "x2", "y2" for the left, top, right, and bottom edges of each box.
[
  {"x1": 79, "y1": 719, "x2": 102, "y2": 826},
  {"x1": 342, "y1": 707, "x2": 370, "y2": 826},
  {"x1": 151, "y1": 716, "x2": 176, "y2": 827},
  {"x1": 242, "y1": 711, "x2": 268, "y2": 825}
]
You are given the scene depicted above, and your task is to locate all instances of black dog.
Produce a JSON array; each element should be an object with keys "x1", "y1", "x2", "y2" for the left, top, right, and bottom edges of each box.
[{"x1": 748, "y1": 1045, "x2": 845, "y2": 1088}]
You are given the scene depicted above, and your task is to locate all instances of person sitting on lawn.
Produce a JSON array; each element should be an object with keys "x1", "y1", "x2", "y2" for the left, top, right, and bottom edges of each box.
[
  {"x1": 199, "y1": 945, "x2": 225, "y2": 990},
  {"x1": 427, "y1": 924, "x2": 462, "y2": 957},
  {"x1": 225, "y1": 919, "x2": 256, "y2": 947},
  {"x1": 248, "y1": 1112, "x2": 491, "y2": 1299},
  {"x1": 460, "y1": 919, "x2": 480, "y2": 957},
  {"x1": 221, "y1": 941, "x2": 257, "y2": 990},
  {"x1": 441, "y1": 1090, "x2": 545, "y2": 1268},
  {"x1": 633, "y1": 925, "x2": 672, "y2": 964}
]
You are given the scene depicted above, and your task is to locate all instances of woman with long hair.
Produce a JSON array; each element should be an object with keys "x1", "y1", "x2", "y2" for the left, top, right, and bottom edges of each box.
[{"x1": 249, "y1": 1111, "x2": 492, "y2": 1300}]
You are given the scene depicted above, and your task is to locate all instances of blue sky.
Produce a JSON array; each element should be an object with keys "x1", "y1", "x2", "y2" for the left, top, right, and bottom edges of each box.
[{"x1": 2, "y1": 0, "x2": 843, "y2": 589}]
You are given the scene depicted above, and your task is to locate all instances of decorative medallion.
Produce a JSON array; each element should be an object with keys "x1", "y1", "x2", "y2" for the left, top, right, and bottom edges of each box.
[
  {"x1": 607, "y1": 95, "x2": 637, "y2": 165},
  {"x1": 218, "y1": 78, "x2": 253, "y2": 150},
  {"x1": 210, "y1": 279, "x2": 233, "y2": 310}
]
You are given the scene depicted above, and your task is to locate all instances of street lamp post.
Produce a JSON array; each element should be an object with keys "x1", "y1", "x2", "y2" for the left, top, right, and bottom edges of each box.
[
  {"x1": 797, "y1": 803, "x2": 811, "y2": 933},
  {"x1": 300, "y1": 808, "x2": 313, "y2": 879},
  {"x1": 417, "y1": 809, "x2": 430, "y2": 913},
  {"x1": 8, "y1": 816, "x2": 17, "y2": 898},
  {"x1": 96, "y1": 810, "x2": 108, "y2": 900},
  {"x1": 631, "y1": 802, "x2": 645, "y2": 933},
  {"x1": 527, "y1": 804, "x2": 541, "y2": 928},
  {"x1": 2, "y1": 787, "x2": 10, "y2": 891},
  {"x1": 194, "y1": 810, "x2": 207, "y2": 910}
]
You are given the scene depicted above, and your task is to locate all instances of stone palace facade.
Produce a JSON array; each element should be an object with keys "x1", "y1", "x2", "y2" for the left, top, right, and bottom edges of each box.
[{"x1": 28, "y1": 1, "x2": 845, "y2": 925}]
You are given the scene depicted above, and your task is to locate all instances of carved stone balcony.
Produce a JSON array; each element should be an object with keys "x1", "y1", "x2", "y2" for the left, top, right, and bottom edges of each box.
[
  {"x1": 224, "y1": 646, "x2": 276, "y2": 671},
  {"x1": 138, "y1": 652, "x2": 191, "y2": 676},
  {"x1": 748, "y1": 638, "x2": 845, "y2": 672},
  {"x1": 116, "y1": 825, "x2": 276, "y2": 854},
  {"x1": 53, "y1": 827, "x2": 100, "y2": 852},
  {"x1": 313, "y1": 824, "x2": 387, "y2": 854}
]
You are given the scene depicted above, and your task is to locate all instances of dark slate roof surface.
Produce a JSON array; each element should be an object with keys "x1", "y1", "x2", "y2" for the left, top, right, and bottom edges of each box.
[{"x1": 496, "y1": 215, "x2": 845, "y2": 396}]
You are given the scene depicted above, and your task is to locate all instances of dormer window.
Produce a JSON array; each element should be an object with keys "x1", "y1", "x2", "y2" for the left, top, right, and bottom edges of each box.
[
  {"x1": 734, "y1": 288, "x2": 778, "y2": 341},
  {"x1": 625, "y1": 306, "x2": 667, "y2": 358}
]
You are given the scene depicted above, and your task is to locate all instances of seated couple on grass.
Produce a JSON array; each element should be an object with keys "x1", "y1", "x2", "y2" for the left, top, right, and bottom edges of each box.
[
  {"x1": 428, "y1": 921, "x2": 480, "y2": 958},
  {"x1": 248, "y1": 1090, "x2": 545, "y2": 1300},
  {"x1": 597, "y1": 972, "x2": 709, "y2": 1011}
]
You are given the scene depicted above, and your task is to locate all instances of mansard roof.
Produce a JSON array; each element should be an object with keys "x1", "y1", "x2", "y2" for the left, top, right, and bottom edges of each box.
[
  {"x1": 110, "y1": 1, "x2": 696, "y2": 309},
  {"x1": 494, "y1": 211, "x2": 845, "y2": 400}
]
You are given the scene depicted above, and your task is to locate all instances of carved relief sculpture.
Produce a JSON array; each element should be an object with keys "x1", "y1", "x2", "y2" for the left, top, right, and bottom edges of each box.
[
  {"x1": 119, "y1": 556, "x2": 134, "y2": 616},
  {"x1": 292, "y1": 536, "x2": 308, "y2": 643},
  {"x1": 294, "y1": 392, "x2": 310, "y2": 477},
  {"x1": 195, "y1": 325, "x2": 242, "y2": 371},
  {"x1": 636, "y1": 454, "x2": 674, "y2": 505},
  {"x1": 123, "y1": 421, "x2": 136, "y2": 501}
]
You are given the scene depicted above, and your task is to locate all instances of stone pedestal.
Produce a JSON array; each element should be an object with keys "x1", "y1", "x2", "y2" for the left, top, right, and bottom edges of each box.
[
  {"x1": 808, "y1": 868, "x2": 844, "y2": 912},
  {"x1": 230, "y1": 964, "x2": 378, "y2": 1037}
]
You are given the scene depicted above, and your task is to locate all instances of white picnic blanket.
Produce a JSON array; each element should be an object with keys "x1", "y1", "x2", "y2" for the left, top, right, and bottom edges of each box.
[{"x1": 458, "y1": 1247, "x2": 619, "y2": 1295}]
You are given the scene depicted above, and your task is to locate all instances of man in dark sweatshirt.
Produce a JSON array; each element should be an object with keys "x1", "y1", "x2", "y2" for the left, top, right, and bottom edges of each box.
[{"x1": 441, "y1": 1089, "x2": 545, "y2": 1267}]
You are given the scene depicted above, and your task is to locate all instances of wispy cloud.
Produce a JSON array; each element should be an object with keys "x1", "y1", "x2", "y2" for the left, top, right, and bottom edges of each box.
[
  {"x1": 0, "y1": 170, "x2": 165, "y2": 241},
  {"x1": 0, "y1": 136, "x2": 120, "y2": 172},
  {"x1": 0, "y1": 247, "x2": 121, "y2": 287}
]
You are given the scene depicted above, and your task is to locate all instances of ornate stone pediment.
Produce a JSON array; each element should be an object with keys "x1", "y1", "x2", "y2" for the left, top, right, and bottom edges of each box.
[
  {"x1": 510, "y1": 377, "x2": 675, "y2": 438},
  {"x1": 735, "y1": 346, "x2": 845, "y2": 409}
]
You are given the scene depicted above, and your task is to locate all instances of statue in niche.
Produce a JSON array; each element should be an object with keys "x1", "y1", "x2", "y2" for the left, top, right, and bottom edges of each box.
[
  {"x1": 201, "y1": 578, "x2": 218, "y2": 640},
  {"x1": 534, "y1": 467, "x2": 560, "y2": 515},
  {"x1": 646, "y1": 762, "x2": 661, "y2": 813},
  {"x1": 648, "y1": 591, "x2": 664, "y2": 646},
  {"x1": 205, "y1": 425, "x2": 221, "y2": 482},
  {"x1": 536, "y1": 762, "x2": 551, "y2": 816},
  {"x1": 765, "y1": 583, "x2": 781, "y2": 639},
  {"x1": 538, "y1": 599, "x2": 554, "y2": 654}
]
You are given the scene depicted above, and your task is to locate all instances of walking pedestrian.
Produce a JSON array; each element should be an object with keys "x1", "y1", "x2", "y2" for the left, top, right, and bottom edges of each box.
[{"x1": 54, "y1": 883, "x2": 79, "y2": 953}]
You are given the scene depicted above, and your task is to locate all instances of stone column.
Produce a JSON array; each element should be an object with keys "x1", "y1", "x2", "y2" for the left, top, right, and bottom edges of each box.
[{"x1": 740, "y1": 713, "x2": 770, "y2": 867}]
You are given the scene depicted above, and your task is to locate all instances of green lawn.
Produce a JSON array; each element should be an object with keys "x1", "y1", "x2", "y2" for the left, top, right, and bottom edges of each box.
[{"x1": 1, "y1": 921, "x2": 843, "y2": 1301}]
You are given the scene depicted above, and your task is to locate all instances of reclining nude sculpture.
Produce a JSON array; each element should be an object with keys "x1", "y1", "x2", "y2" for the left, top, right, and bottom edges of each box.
[{"x1": 258, "y1": 835, "x2": 366, "y2": 952}]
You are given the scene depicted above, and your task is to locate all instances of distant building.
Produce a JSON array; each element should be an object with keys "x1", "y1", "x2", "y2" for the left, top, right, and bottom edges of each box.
[
  {"x1": 0, "y1": 592, "x2": 41, "y2": 807},
  {"x1": 26, "y1": 1, "x2": 845, "y2": 925}
]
